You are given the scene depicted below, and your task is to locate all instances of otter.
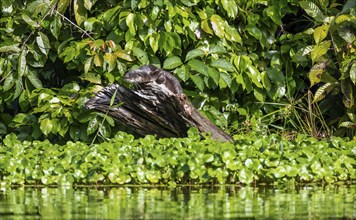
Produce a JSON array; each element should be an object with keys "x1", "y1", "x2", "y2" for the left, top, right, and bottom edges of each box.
[{"x1": 124, "y1": 65, "x2": 183, "y2": 94}]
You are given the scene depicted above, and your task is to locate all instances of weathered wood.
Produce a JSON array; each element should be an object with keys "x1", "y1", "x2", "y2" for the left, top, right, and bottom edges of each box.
[{"x1": 85, "y1": 82, "x2": 232, "y2": 142}]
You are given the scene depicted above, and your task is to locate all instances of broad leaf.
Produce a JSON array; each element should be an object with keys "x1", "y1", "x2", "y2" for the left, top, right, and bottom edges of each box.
[
  {"x1": 314, "y1": 25, "x2": 329, "y2": 44},
  {"x1": 350, "y1": 63, "x2": 356, "y2": 85},
  {"x1": 313, "y1": 82, "x2": 337, "y2": 102},
  {"x1": 190, "y1": 75, "x2": 205, "y2": 91},
  {"x1": 299, "y1": 1, "x2": 324, "y2": 23},
  {"x1": 210, "y1": 14, "x2": 225, "y2": 38},
  {"x1": 311, "y1": 41, "x2": 331, "y2": 63},
  {"x1": 188, "y1": 59, "x2": 208, "y2": 76},
  {"x1": 185, "y1": 49, "x2": 205, "y2": 62},
  {"x1": 211, "y1": 58, "x2": 235, "y2": 72},
  {"x1": 133, "y1": 47, "x2": 148, "y2": 64},
  {"x1": 40, "y1": 118, "x2": 53, "y2": 136},
  {"x1": 36, "y1": 32, "x2": 50, "y2": 56},
  {"x1": 163, "y1": 56, "x2": 182, "y2": 70}
]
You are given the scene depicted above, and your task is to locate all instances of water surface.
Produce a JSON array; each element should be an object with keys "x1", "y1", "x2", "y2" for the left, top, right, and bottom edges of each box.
[{"x1": 0, "y1": 185, "x2": 355, "y2": 219}]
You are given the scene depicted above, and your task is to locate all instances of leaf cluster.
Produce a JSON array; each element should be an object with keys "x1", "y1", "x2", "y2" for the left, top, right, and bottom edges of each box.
[
  {"x1": 0, "y1": 130, "x2": 355, "y2": 186},
  {"x1": 0, "y1": 0, "x2": 355, "y2": 142}
]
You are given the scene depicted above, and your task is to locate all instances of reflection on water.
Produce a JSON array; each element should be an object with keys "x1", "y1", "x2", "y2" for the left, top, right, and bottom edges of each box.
[{"x1": 0, "y1": 185, "x2": 355, "y2": 219}]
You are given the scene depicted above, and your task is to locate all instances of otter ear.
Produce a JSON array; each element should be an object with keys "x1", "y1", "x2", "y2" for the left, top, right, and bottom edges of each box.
[{"x1": 155, "y1": 71, "x2": 166, "y2": 84}]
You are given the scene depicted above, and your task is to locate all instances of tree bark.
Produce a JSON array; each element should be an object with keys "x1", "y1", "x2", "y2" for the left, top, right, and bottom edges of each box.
[{"x1": 85, "y1": 82, "x2": 232, "y2": 142}]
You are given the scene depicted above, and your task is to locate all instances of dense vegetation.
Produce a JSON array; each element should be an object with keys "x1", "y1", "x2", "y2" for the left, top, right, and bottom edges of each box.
[
  {"x1": 0, "y1": 130, "x2": 355, "y2": 186},
  {"x1": 0, "y1": 0, "x2": 355, "y2": 143}
]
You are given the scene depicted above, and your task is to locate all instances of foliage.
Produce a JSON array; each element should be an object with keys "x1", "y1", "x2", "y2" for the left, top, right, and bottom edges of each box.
[
  {"x1": 0, "y1": 130, "x2": 355, "y2": 186},
  {"x1": 0, "y1": 0, "x2": 355, "y2": 142}
]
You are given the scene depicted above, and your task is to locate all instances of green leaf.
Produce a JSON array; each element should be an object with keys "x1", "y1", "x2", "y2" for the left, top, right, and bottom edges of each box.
[
  {"x1": 225, "y1": 26, "x2": 242, "y2": 43},
  {"x1": 210, "y1": 14, "x2": 225, "y2": 38},
  {"x1": 18, "y1": 50, "x2": 27, "y2": 78},
  {"x1": 132, "y1": 47, "x2": 148, "y2": 64},
  {"x1": 309, "y1": 62, "x2": 326, "y2": 87},
  {"x1": 40, "y1": 118, "x2": 53, "y2": 136},
  {"x1": 103, "y1": 53, "x2": 117, "y2": 72},
  {"x1": 27, "y1": 71, "x2": 43, "y2": 89},
  {"x1": 350, "y1": 63, "x2": 356, "y2": 85},
  {"x1": 299, "y1": 1, "x2": 324, "y2": 23},
  {"x1": 73, "y1": 0, "x2": 87, "y2": 26},
  {"x1": 219, "y1": 72, "x2": 232, "y2": 88},
  {"x1": 201, "y1": 20, "x2": 214, "y2": 35},
  {"x1": 190, "y1": 75, "x2": 205, "y2": 91},
  {"x1": 211, "y1": 58, "x2": 235, "y2": 72},
  {"x1": 0, "y1": 44, "x2": 21, "y2": 53},
  {"x1": 314, "y1": 25, "x2": 329, "y2": 44},
  {"x1": 126, "y1": 13, "x2": 136, "y2": 36},
  {"x1": 50, "y1": 16, "x2": 62, "y2": 39},
  {"x1": 114, "y1": 50, "x2": 134, "y2": 61},
  {"x1": 311, "y1": 41, "x2": 331, "y2": 63},
  {"x1": 220, "y1": 0, "x2": 238, "y2": 18},
  {"x1": 36, "y1": 32, "x2": 50, "y2": 56},
  {"x1": 163, "y1": 56, "x2": 182, "y2": 70},
  {"x1": 254, "y1": 87, "x2": 265, "y2": 102},
  {"x1": 188, "y1": 59, "x2": 208, "y2": 75},
  {"x1": 87, "y1": 117, "x2": 99, "y2": 135},
  {"x1": 208, "y1": 67, "x2": 220, "y2": 86},
  {"x1": 313, "y1": 82, "x2": 337, "y2": 102},
  {"x1": 247, "y1": 66, "x2": 263, "y2": 88},
  {"x1": 246, "y1": 24, "x2": 262, "y2": 40},
  {"x1": 185, "y1": 49, "x2": 205, "y2": 62}
]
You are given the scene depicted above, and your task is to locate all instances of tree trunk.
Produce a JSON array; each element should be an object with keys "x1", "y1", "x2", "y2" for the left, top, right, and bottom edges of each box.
[{"x1": 85, "y1": 82, "x2": 232, "y2": 142}]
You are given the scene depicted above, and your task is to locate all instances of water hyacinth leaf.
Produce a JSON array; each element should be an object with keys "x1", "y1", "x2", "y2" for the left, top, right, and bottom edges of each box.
[
  {"x1": 273, "y1": 166, "x2": 286, "y2": 178},
  {"x1": 238, "y1": 168, "x2": 253, "y2": 184},
  {"x1": 146, "y1": 171, "x2": 160, "y2": 183},
  {"x1": 163, "y1": 56, "x2": 182, "y2": 70},
  {"x1": 314, "y1": 25, "x2": 329, "y2": 44}
]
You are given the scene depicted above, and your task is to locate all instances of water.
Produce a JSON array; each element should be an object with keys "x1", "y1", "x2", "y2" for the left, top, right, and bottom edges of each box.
[{"x1": 0, "y1": 185, "x2": 355, "y2": 219}]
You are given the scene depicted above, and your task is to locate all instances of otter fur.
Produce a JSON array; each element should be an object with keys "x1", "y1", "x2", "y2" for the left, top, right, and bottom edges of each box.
[{"x1": 124, "y1": 65, "x2": 183, "y2": 94}]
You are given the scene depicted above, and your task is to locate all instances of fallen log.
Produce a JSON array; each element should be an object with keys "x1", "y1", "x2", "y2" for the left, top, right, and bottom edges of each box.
[{"x1": 85, "y1": 67, "x2": 232, "y2": 142}]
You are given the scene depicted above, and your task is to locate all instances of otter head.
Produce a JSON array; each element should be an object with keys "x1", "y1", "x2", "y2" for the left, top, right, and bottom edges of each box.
[{"x1": 124, "y1": 65, "x2": 163, "y2": 84}]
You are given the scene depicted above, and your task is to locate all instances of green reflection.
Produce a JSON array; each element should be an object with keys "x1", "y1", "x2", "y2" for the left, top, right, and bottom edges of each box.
[{"x1": 0, "y1": 185, "x2": 355, "y2": 219}]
